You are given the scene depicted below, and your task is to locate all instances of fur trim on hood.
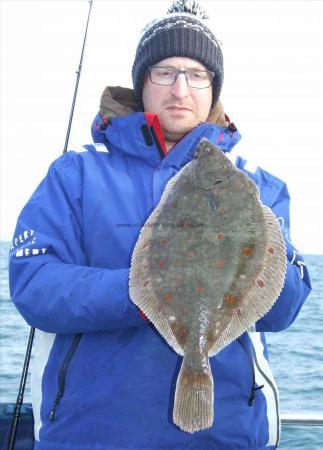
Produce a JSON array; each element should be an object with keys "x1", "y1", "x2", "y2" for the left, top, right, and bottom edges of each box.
[{"x1": 99, "y1": 86, "x2": 233, "y2": 129}]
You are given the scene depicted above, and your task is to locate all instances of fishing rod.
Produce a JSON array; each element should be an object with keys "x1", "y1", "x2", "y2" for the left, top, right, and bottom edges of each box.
[
  {"x1": 64, "y1": 0, "x2": 94, "y2": 153},
  {"x1": 6, "y1": 2, "x2": 94, "y2": 449},
  {"x1": 6, "y1": 327, "x2": 35, "y2": 450}
]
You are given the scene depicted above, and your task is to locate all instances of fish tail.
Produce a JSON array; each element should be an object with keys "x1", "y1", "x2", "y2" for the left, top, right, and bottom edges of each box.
[{"x1": 173, "y1": 360, "x2": 214, "y2": 433}]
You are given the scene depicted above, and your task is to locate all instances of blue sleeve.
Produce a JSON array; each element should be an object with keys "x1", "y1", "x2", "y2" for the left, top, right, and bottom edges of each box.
[
  {"x1": 9, "y1": 155, "x2": 144, "y2": 334},
  {"x1": 256, "y1": 182, "x2": 311, "y2": 332}
]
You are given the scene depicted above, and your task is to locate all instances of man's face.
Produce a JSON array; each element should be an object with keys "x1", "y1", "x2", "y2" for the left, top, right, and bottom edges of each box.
[{"x1": 142, "y1": 57, "x2": 213, "y2": 143}]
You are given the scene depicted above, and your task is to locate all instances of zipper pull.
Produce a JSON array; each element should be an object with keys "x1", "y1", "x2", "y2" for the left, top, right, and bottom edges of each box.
[
  {"x1": 49, "y1": 391, "x2": 63, "y2": 421},
  {"x1": 249, "y1": 384, "x2": 264, "y2": 406}
]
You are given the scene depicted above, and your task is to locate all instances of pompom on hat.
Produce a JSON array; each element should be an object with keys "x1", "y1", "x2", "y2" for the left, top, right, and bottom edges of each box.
[{"x1": 132, "y1": 0, "x2": 224, "y2": 110}]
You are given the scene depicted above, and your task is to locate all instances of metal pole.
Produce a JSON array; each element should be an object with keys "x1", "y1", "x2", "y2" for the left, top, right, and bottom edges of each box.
[
  {"x1": 281, "y1": 412, "x2": 323, "y2": 427},
  {"x1": 63, "y1": 0, "x2": 94, "y2": 153}
]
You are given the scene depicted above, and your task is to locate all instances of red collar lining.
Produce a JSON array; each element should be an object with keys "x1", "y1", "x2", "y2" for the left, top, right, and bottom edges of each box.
[{"x1": 144, "y1": 113, "x2": 167, "y2": 156}]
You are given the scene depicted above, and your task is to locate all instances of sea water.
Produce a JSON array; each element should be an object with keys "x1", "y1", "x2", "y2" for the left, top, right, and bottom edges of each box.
[{"x1": 1, "y1": 241, "x2": 322, "y2": 449}]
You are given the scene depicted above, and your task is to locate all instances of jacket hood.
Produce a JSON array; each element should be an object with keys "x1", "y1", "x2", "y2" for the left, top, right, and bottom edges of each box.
[{"x1": 91, "y1": 86, "x2": 241, "y2": 155}]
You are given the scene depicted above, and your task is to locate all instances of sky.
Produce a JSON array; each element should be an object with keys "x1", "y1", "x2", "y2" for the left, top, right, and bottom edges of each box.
[{"x1": 1, "y1": 0, "x2": 323, "y2": 255}]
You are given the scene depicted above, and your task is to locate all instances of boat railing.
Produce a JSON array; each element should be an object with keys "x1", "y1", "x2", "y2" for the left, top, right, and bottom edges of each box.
[
  {"x1": 2, "y1": 406, "x2": 323, "y2": 427},
  {"x1": 281, "y1": 412, "x2": 323, "y2": 427},
  {"x1": 1, "y1": 404, "x2": 323, "y2": 450}
]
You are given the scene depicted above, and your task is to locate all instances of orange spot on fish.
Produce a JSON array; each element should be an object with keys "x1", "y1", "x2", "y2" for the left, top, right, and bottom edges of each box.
[
  {"x1": 219, "y1": 207, "x2": 225, "y2": 214},
  {"x1": 225, "y1": 294, "x2": 235, "y2": 304},
  {"x1": 257, "y1": 279, "x2": 264, "y2": 288},
  {"x1": 243, "y1": 247, "x2": 253, "y2": 257},
  {"x1": 178, "y1": 326, "x2": 188, "y2": 337},
  {"x1": 179, "y1": 305, "x2": 190, "y2": 314},
  {"x1": 268, "y1": 247, "x2": 275, "y2": 254},
  {"x1": 216, "y1": 260, "x2": 224, "y2": 268},
  {"x1": 196, "y1": 286, "x2": 204, "y2": 294},
  {"x1": 181, "y1": 222, "x2": 193, "y2": 229},
  {"x1": 216, "y1": 233, "x2": 224, "y2": 241},
  {"x1": 157, "y1": 259, "x2": 165, "y2": 268},
  {"x1": 159, "y1": 239, "x2": 168, "y2": 245},
  {"x1": 163, "y1": 293, "x2": 173, "y2": 302},
  {"x1": 187, "y1": 252, "x2": 193, "y2": 260}
]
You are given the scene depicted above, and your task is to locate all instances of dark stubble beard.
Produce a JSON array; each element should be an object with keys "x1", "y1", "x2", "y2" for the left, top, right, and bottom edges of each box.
[{"x1": 162, "y1": 122, "x2": 198, "y2": 151}]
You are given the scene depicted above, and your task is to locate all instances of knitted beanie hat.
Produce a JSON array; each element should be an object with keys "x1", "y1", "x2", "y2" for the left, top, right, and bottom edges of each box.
[{"x1": 132, "y1": 0, "x2": 223, "y2": 110}]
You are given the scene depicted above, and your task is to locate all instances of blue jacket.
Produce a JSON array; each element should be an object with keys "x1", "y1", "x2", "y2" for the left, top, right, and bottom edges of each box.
[{"x1": 9, "y1": 104, "x2": 311, "y2": 450}]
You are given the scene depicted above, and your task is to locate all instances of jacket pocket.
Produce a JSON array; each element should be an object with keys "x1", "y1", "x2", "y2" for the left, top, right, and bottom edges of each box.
[
  {"x1": 247, "y1": 332, "x2": 281, "y2": 448},
  {"x1": 237, "y1": 336, "x2": 264, "y2": 406},
  {"x1": 49, "y1": 333, "x2": 83, "y2": 421}
]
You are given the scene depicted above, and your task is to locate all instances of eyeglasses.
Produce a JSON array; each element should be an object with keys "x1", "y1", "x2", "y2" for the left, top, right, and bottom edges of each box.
[{"x1": 148, "y1": 66, "x2": 215, "y2": 89}]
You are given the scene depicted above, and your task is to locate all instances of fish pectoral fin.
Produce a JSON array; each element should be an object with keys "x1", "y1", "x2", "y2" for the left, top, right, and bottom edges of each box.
[{"x1": 173, "y1": 357, "x2": 214, "y2": 433}]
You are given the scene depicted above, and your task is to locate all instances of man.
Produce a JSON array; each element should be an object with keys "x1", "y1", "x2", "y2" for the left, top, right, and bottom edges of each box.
[{"x1": 9, "y1": 1, "x2": 311, "y2": 450}]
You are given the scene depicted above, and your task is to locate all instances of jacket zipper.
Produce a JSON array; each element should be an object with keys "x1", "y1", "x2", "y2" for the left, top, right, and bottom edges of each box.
[
  {"x1": 49, "y1": 333, "x2": 83, "y2": 422},
  {"x1": 237, "y1": 337, "x2": 264, "y2": 406}
]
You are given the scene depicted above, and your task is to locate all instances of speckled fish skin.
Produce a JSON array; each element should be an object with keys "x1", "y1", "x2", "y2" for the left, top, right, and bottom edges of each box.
[{"x1": 129, "y1": 138, "x2": 287, "y2": 433}]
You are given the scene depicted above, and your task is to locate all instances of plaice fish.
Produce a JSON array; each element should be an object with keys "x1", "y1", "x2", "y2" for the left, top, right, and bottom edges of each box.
[{"x1": 129, "y1": 138, "x2": 287, "y2": 433}]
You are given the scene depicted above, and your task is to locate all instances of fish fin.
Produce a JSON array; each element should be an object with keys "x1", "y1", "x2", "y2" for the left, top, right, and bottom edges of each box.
[
  {"x1": 129, "y1": 218, "x2": 184, "y2": 356},
  {"x1": 129, "y1": 162, "x2": 197, "y2": 356},
  {"x1": 209, "y1": 206, "x2": 287, "y2": 356},
  {"x1": 173, "y1": 359, "x2": 214, "y2": 433}
]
